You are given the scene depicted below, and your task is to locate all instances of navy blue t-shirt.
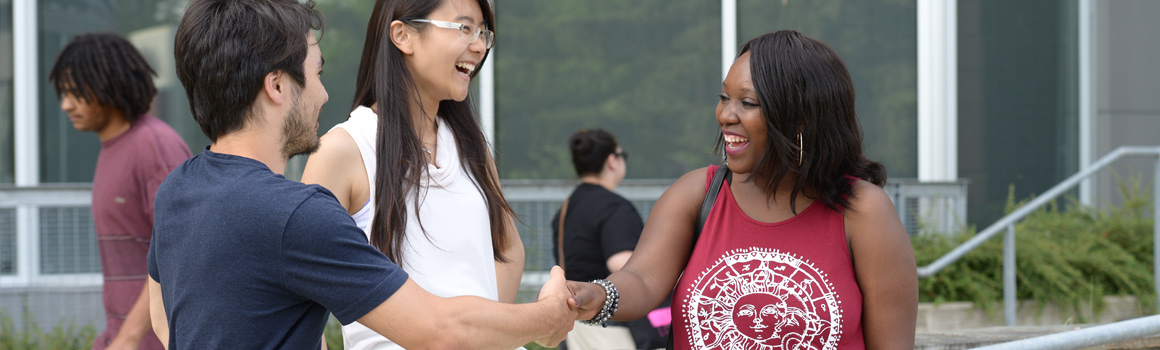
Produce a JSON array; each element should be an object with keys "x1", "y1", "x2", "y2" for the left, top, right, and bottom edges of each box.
[{"x1": 147, "y1": 149, "x2": 408, "y2": 350}]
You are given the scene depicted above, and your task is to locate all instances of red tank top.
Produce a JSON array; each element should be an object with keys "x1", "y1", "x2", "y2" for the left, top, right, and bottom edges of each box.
[{"x1": 672, "y1": 165, "x2": 864, "y2": 349}]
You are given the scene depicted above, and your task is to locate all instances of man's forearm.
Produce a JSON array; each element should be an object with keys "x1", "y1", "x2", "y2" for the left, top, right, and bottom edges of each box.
[
  {"x1": 440, "y1": 295, "x2": 561, "y2": 349},
  {"x1": 362, "y1": 271, "x2": 574, "y2": 349}
]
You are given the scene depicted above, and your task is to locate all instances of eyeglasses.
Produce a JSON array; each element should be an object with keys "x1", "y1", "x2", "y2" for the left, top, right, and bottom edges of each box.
[
  {"x1": 614, "y1": 151, "x2": 628, "y2": 160},
  {"x1": 408, "y1": 19, "x2": 494, "y2": 49}
]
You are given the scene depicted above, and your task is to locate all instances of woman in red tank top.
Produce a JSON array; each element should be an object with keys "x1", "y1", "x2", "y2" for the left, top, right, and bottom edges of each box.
[{"x1": 570, "y1": 30, "x2": 918, "y2": 349}]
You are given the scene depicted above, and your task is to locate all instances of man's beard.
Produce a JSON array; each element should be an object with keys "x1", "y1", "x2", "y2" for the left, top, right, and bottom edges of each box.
[{"x1": 281, "y1": 96, "x2": 320, "y2": 159}]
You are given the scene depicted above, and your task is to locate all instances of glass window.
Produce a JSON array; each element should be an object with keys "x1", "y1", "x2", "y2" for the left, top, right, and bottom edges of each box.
[
  {"x1": 1, "y1": 208, "x2": 14, "y2": 275},
  {"x1": 1, "y1": 0, "x2": 12, "y2": 184},
  {"x1": 495, "y1": 1, "x2": 723, "y2": 179},
  {"x1": 280, "y1": 0, "x2": 377, "y2": 180},
  {"x1": 39, "y1": 207, "x2": 99, "y2": 274},
  {"x1": 738, "y1": 0, "x2": 919, "y2": 179},
  {"x1": 38, "y1": 0, "x2": 200, "y2": 183},
  {"x1": 29, "y1": 0, "x2": 457, "y2": 181},
  {"x1": 958, "y1": 0, "x2": 1078, "y2": 226}
]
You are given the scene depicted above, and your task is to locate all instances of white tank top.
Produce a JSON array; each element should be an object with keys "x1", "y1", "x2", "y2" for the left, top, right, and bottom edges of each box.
[{"x1": 335, "y1": 106, "x2": 500, "y2": 350}]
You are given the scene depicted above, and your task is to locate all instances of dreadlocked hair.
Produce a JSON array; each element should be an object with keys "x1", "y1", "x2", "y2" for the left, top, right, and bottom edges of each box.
[{"x1": 49, "y1": 32, "x2": 157, "y2": 124}]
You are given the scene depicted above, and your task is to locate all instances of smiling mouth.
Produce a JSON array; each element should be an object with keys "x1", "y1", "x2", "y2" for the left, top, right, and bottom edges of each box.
[
  {"x1": 724, "y1": 134, "x2": 749, "y2": 148},
  {"x1": 455, "y1": 62, "x2": 476, "y2": 75}
]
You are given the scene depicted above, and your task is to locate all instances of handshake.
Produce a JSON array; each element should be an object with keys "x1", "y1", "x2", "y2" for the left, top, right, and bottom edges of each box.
[{"x1": 532, "y1": 266, "x2": 614, "y2": 348}]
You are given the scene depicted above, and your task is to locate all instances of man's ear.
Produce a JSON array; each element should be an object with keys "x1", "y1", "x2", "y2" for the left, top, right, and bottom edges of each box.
[
  {"x1": 263, "y1": 70, "x2": 288, "y2": 105},
  {"x1": 605, "y1": 153, "x2": 619, "y2": 172},
  {"x1": 390, "y1": 20, "x2": 414, "y2": 55}
]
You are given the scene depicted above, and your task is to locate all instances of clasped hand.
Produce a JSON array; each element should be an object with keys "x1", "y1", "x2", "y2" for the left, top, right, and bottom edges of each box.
[{"x1": 534, "y1": 266, "x2": 578, "y2": 347}]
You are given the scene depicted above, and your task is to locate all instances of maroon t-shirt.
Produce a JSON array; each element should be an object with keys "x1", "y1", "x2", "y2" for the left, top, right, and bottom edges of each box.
[
  {"x1": 91, "y1": 115, "x2": 190, "y2": 349},
  {"x1": 672, "y1": 165, "x2": 865, "y2": 349}
]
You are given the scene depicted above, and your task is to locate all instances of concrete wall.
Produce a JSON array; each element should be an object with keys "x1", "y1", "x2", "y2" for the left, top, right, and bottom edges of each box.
[
  {"x1": 0, "y1": 286, "x2": 103, "y2": 332},
  {"x1": 916, "y1": 296, "x2": 1147, "y2": 333},
  {"x1": 1094, "y1": 0, "x2": 1160, "y2": 209}
]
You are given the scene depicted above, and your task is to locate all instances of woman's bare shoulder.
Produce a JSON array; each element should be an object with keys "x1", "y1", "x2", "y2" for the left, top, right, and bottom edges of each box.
[
  {"x1": 665, "y1": 166, "x2": 712, "y2": 199},
  {"x1": 303, "y1": 127, "x2": 364, "y2": 186},
  {"x1": 845, "y1": 178, "x2": 893, "y2": 217}
]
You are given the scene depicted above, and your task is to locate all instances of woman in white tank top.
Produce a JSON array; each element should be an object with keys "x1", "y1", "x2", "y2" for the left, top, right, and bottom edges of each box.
[{"x1": 301, "y1": 0, "x2": 524, "y2": 349}]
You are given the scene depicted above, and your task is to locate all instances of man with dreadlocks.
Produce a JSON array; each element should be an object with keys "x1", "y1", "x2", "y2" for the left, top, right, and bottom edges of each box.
[{"x1": 49, "y1": 32, "x2": 191, "y2": 350}]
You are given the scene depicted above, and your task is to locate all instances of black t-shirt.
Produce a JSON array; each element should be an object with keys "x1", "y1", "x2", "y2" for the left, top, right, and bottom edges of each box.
[{"x1": 551, "y1": 183, "x2": 644, "y2": 282}]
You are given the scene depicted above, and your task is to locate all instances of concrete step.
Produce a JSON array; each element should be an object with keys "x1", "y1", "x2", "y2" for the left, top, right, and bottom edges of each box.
[
  {"x1": 917, "y1": 325, "x2": 1160, "y2": 349},
  {"x1": 918, "y1": 296, "x2": 1148, "y2": 333}
]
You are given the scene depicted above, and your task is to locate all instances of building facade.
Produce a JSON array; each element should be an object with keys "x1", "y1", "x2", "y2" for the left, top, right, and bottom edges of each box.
[{"x1": 1, "y1": 0, "x2": 1158, "y2": 331}]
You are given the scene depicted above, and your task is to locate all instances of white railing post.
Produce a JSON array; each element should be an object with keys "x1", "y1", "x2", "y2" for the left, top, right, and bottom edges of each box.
[
  {"x1": 15, "y1": 205, "x2": 39, "y2": 285},
  {"x1": 1004, "y1": 224, "x2": 1016, "y2": 326}
]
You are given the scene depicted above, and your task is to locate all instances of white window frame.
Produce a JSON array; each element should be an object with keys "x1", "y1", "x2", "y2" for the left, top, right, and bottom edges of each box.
[
  {"x1": 1078, "y1": 0, "x2": 1096, "y2": 205},
  {"x1": 722, "y1": 0, "x2": 736, "y2": 82},
  {"x1": 917, "y1": 0, "x2": 958, "y2": 182},
  {"x1": 5, "y1": 0, "x2": 41, "y2": 289}
]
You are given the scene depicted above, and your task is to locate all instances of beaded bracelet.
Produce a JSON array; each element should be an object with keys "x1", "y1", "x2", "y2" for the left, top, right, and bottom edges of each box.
[{"x1": 580, "y1": 279, "x2": 619, "y2": 327}]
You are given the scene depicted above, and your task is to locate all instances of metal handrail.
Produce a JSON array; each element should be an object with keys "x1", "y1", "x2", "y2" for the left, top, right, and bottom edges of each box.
[
  {"x1": 972, "y1": 314, "x2": 1160, "y2": 349},
  {"x1": 917, "y1": 145, "x2": 1160, "y2": 327}
]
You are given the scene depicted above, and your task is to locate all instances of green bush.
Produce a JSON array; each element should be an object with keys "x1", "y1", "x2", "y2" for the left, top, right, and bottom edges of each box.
[
  {"x1": 914, "y1": 178, "x2": 1156, "y2": 322},
  {"x1": 0, "y1": 308, "x2": 96, "y2": 350},
  {"x1": 325, "y1": 316, "x2": 343, "y2": 350}
]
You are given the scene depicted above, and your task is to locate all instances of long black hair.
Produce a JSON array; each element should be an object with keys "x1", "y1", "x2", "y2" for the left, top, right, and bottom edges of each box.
[
  {"x1": 352, "y1": 0, "x2": 511, "y2": 267},
  {"x1": 723, "y1": 30, "x2": 886, "y2": 213},
  {"x1": 49, "y1": 32, "x2": 157, "y2": 124}
]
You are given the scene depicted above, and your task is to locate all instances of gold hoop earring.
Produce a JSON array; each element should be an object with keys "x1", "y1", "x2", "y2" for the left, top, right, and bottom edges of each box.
[{"x1": 797, "y1": 133, "x2": 803, "y2": 166}]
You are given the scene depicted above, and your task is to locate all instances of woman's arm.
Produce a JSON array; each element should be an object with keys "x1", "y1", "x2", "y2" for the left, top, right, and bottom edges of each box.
[
  {"x1": 571, "y1": 167, "x2": 709, "y2": 321},
  {"x1": 484, "y1": 149, "x2": 524, "y2": 303},
  {"x1": 301, "y1": 128, "x2": 366, "y2": 214},
  {"x1": 845, "y1": 180, "x2": 918, "y2": 349},
  {"x1": 495, "y1": 211, "x2": 524, "y2": 303}
]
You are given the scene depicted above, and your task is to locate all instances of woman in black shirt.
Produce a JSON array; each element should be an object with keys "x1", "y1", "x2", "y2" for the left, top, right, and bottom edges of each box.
[{"x1": 553, "y1": 129, "x2": 664, "y2": 349}]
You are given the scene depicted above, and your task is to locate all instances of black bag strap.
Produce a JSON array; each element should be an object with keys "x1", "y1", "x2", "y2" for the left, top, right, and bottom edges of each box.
[
  {"x1": 667, "y1": 164, "x2": 731, "y2": 350},
  {"x1": 693, "y1": 164, "x2": 731, "y2": 243},
  {"x1": 556, "y1": 198, "x2": 569, "y2": 270}
]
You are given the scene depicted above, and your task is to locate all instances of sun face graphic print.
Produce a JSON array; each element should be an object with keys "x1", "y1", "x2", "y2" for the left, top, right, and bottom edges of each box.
[{"x1": 683, "y1": 247, "x2": 842, "y2": 350}]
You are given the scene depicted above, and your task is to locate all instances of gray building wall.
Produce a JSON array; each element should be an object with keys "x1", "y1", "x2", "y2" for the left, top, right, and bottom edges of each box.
[{"x1": 1095, "y1": 0, "x2": 1160, "y2": 209}]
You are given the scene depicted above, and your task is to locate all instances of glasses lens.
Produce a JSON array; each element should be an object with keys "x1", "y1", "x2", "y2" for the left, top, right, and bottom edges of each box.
[
  {"x1": 453, "y1": 23, "x2": 493, "y2": 49},
  {"x1": 459, "y1": 24, "x2": 476, "y2": 42},
  {"x1": 483, "y1": 30, "x2": 494, "y2": 48}
]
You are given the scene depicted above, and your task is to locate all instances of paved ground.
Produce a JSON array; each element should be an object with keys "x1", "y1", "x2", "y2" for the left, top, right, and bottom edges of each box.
[{"x1": 917, "y1": 325, "x2": 1160, "y2": 349}]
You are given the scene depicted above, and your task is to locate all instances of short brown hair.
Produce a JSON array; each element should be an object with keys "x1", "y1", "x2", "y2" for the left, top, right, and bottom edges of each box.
[{"x1": 174, "y1": 0, "x2": 324, "y2": 141}]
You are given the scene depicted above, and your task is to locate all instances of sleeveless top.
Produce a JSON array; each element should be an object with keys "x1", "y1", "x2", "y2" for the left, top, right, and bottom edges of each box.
[
  {"x1": 334, "y1": 106, "x2": 500, "y2": 350},
  {"x1": 671, "y1": 165, "x2": 865, "y2": 349}
]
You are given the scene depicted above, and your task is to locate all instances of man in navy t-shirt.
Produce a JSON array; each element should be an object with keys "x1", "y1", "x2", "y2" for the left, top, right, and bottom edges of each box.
[{"x1": 146, "y1": 1, "x2": 575, "y2": 349}]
